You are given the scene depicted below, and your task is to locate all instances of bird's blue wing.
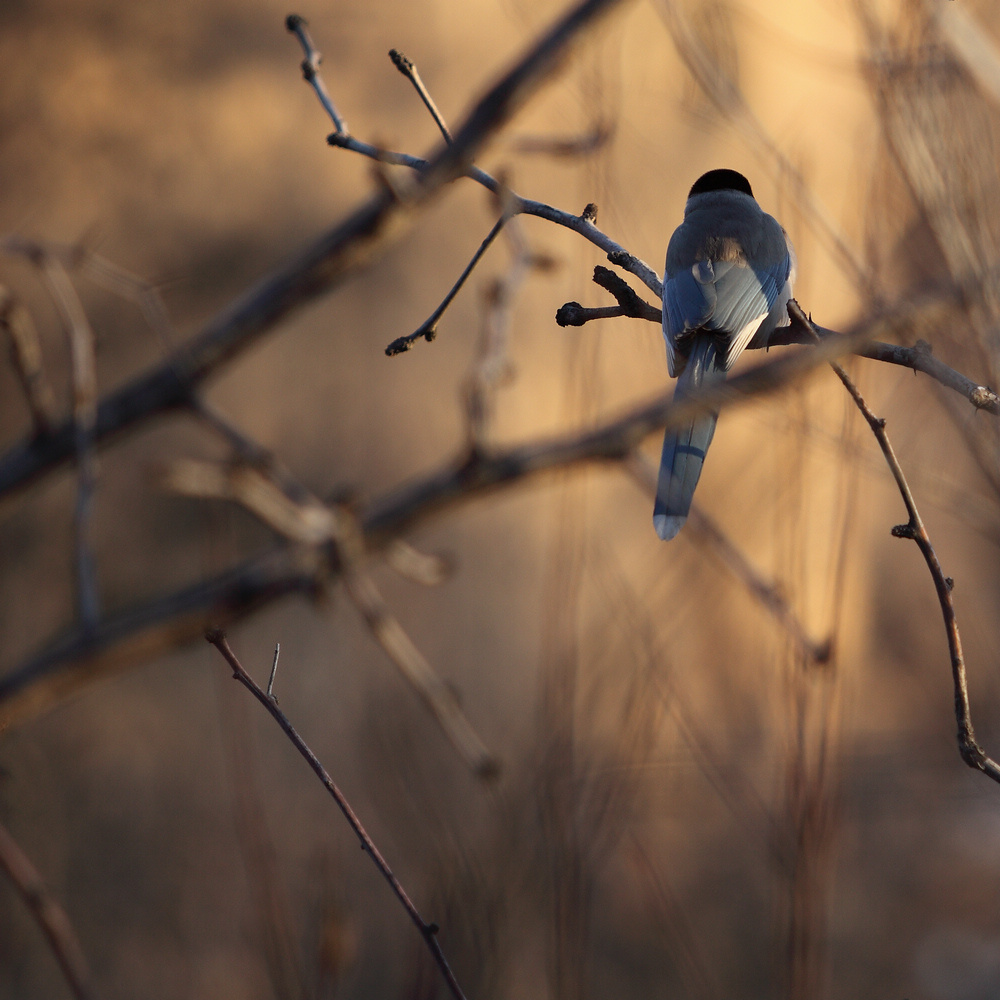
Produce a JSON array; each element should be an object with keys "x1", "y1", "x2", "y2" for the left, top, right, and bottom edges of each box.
[{"x1": 663, "y1": 238, "x2": 791, "y2": 373}]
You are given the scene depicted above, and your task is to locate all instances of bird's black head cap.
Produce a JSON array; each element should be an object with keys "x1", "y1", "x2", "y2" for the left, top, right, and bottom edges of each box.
[{"x1": 688, "y1": 169, "x2": 754, "y2": 199}]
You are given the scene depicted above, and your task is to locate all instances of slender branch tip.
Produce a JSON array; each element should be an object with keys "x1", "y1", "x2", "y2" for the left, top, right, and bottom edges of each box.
[{"x1": 389, "y1": 49, "x2": 413, "y2": 74}]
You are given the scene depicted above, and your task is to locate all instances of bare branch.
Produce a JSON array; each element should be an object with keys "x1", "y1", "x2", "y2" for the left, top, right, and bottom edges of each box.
[
  {"x1": 624, "y1": 452, "x2": 831, "y2": 665},
  {"x1": 0, "y1": 0, "x2": 635, "y2": 504},
  {"x1": 837, "y1": 361, "x2": 1000, "y2": 782},
  {"x1": 561, "y1": 278, "x2": 1000, "y2": 415},
  {"x1": 0, "y1": 285, "x2": 58, "y2": 432},
  {"x1": 205, "y1": 630, "x2": 471, "y2": 1000},
  {"x1": 793, "y1": 306, "x2": 1000, "y2": 784},
  {"x1": 0, "y1": 819, "x2": 98, "y2": 1000},
  {"x1": 386, "y1": 217, "x2": 506, "y2": 356},
  {"x1": 285, "y1": 15, "x2": 348, "y2": 134},
  {"x1": 27, "y1": 250, "x2": 101, "y2": 628},
  {"x1": 0, "y1": 316, "x2": 883, "y2": 723},
  {"x1": 162, "y1": 457, "x2": 498, "y2": 775}
]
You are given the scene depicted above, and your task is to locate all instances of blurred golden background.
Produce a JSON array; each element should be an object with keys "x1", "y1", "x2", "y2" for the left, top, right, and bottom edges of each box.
[{"x1": 2, "y1": 0, "x2": 1000, "y2": 997}]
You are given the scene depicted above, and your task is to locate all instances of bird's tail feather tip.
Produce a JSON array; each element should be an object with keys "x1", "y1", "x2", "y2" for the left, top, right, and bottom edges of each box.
[{"x1": 653, "y1": 513, "x2": 685, "y2": 541}]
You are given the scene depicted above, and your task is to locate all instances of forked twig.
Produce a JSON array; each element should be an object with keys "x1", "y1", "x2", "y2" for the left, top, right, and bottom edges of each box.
[
  {"x1": 0, "y1": 0, "x2": 635, "y2": 506},
  {"x1": 286, "y1": 6, "x2": 662, "y2": 356},
  {"x1": 205, "y1": 630, "x2": 470, "y2": 1000}
]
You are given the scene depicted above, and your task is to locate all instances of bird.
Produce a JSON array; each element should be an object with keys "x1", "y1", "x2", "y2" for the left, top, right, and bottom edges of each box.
[{"x1": 654, "y1": 168, "x2": 796, "y2": 541}]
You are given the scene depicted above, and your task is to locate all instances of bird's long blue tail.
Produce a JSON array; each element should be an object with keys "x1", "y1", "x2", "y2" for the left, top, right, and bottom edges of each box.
[{"x1": 653, "y1": 337, "x2": 725, "y2": 540}]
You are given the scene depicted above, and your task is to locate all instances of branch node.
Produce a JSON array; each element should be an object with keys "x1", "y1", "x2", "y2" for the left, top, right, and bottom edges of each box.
[
  {"x1": 427, "y1": 922, "x2": 440, "y2": 936},
  {"x1": 945, "y1": 577, "x2": 954, "y2": 592},
  {"x1": 970, "y1": 385, "x2": 998, "y2": 410},
  {"x1": 285, "y1": 13, "x2": 307, "y2": 32},
  {"x1": 960, "y1": 737, "x2": 986, "y2": 769},
  {"x1": 388, "y1": 48, "x2": 413, "y2": 74},
  {"x1": 385, "y1": 337, "x2": 412, "y2": 356},
  {"x1": 891, "y1": 522, "x2": 916, "y2": 539},
  {"x1": 555, "y1": 301, "x2": 587, "y2": 327},
  {"x1": 812, "y1": 637, "x2": 835, "y2": 665},
  {"x1": 580, "y1": 202, "x2": 598, "y2": 223},
  {"x1": 606, "y1": 249, "x2": 630, "y2": 267}
]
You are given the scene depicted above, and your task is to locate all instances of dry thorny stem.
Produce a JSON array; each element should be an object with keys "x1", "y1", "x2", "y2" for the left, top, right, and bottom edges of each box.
[{"x1": 205, "y1": 629, "x2": 470, "y2": 1000}]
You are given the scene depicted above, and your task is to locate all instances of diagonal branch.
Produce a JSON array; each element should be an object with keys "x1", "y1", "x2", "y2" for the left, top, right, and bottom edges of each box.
[
  {"x1": 793, "y1": 306, "x2": 1000, "y2": 784},
  {"x1": 0, "y1": 285, "x2": 58, "y2": 433},
  {"x1": 0, "y1": 322, "x2": 875, "y2": 724},
  {"x1": 206, "y1": 630, "x2": 471, "y2": 1000},
  {"x1": 834, "y1": 360, "x2": 1000, "y2": 783},
  {"x1": 0, "y1": 819, "x2": 98, "y2": 1000},
  {"x1": 161, "y1": 459, "x2": 498, "y2": 776}
]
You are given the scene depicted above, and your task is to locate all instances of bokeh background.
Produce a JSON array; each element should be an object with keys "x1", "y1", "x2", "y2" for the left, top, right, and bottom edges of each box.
[{"x1": 2, "y1": 0, "x2": 1000, "y2": 997}]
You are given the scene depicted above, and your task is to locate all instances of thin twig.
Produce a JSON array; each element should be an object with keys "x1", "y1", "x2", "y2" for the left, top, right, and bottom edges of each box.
[
  {"x1": 834, "y1": 361, "x2": 1000, "y2": 782},
  {"x1": 0, "y1": 818, "x2": 98, "y2": 1000},
  {"x1": 390, "y1": 49, "x2": 453, "y2": 143},
  {"x1": 793, "y1": 306, "x2": 1000, "y2": 784},
  {"x1": 624, "y1": 452, "x2": 830, "y2": 664},
  {"x1": 556, "y1": 264, "x2": 662, "y2": 326},
  {"x1": 37, "y1": 253, "x2": 100, "y2": 629},
  {"x1": 267, "y1": 642, "x2": 280, "y2": 699},
  {"x1": 285, "y1": 15, "x2": 348, "y2": 134},
  {"x1": 204, "y1": 630, "x2": 471, "y2": 1000},
  {"x1": 0, "y1": 285, "x2": 58, "y2": 432},
  {"x1": 160, "y1": 457, "x2": 498, "y2": 775},
  {"x1": 386, "y1": 217, "x2": 506, "y2": 356}
]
